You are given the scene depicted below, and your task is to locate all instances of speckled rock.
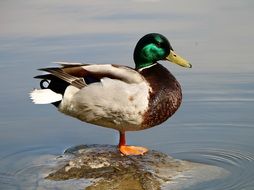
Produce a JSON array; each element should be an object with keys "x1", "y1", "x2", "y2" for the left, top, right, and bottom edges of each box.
[{"x1": 45, "y1": 145, "x2": 227, "y2": 190}]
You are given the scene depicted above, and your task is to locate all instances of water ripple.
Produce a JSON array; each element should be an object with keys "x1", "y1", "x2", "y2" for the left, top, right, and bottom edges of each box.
[
  {"x1": 186, "y1": 98, "x2": 254, "y2": 103},
  {"x1": 175, "y1": 148, "x2": 254, "y2": 190},
  {"x1": 1, "y1": 143, "x2": 254, "y2": 189}
]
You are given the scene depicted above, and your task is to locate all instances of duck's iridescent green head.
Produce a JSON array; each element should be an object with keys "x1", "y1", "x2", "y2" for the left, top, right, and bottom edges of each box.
[{"x1": 133, "y1": 33, "x2": 192, "y2": 70}]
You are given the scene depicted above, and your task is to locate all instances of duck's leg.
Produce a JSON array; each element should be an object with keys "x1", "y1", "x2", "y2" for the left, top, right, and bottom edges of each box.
[{"x1": 118, "y1": 131, "x2": 148, "y2": 156}]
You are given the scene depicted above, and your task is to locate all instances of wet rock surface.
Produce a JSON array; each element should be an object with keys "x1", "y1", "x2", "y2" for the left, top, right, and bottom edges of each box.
[{"x1": 45, "y1": 145, "x2": 227, "y2": 190}]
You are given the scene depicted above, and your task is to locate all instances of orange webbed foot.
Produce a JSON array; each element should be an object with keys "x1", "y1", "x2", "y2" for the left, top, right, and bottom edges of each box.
[{"x1": 119, "y1": 145, "x2": 148, "y2": 156}]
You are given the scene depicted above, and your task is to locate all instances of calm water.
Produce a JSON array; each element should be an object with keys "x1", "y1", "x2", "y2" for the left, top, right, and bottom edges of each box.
[{"x1": 1, "y1": 1, "x2": 254, "y2": 189}]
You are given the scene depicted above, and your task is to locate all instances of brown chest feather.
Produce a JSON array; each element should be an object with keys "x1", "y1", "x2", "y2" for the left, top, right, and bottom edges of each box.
[{"x1": 140, "y1": 64, "x2": 182, "y2": 129}]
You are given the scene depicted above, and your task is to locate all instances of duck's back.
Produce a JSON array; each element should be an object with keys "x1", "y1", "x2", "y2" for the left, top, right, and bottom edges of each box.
[{"x1": 140, "y1": 64, "x2": 182, "y2": 129}]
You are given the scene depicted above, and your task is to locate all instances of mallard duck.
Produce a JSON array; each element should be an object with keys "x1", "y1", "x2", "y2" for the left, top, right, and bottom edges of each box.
[{"x1": 30, "y1": 33, "x2": 191, "y2": 155}]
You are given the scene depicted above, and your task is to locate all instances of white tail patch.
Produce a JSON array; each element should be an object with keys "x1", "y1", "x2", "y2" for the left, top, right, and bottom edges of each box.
[{"x1": 30, "y1": 89, "x2": 62, "y2": 104}]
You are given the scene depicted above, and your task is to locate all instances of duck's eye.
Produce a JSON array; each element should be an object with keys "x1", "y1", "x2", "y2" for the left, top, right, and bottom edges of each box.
[{"x1": 156, "y1": 42, "x2": 162, "y2": 48}]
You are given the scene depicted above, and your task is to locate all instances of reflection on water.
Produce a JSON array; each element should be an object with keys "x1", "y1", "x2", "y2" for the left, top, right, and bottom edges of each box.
[
  {"x1": 0, "y1": 146, "x2": 90, "y2": 190},
  {"x1": 176, "y1": 147, "x2": 254, "y2": 190}
]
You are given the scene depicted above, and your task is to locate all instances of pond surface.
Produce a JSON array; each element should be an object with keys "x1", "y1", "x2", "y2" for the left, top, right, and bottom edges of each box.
[
  {"x1": 1, "y1": 1, "x2": 254, "y2": 189},
  {"x1": 0, "y1": 70, "x2": 253, "y2": 189}
]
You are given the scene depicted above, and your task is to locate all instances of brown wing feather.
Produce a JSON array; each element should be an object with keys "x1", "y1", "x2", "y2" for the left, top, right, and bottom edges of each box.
[
  {"x1": 61, "y1": 64, "x2": 143, "y2": 84},
  {"x1": 60, "y1": 65, "x2": 127, "y2": 83},
  {"x1": 38, "y1": 67, "x2": 86, "y2": 89},
  {"x1": 35, "y1": 64, "x2": 144, "y2": 90}
]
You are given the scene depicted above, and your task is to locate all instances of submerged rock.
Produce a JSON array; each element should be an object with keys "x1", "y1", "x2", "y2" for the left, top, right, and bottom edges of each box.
[{"x1": 45, "y1": 145, "x2": 227, "y2": 190}]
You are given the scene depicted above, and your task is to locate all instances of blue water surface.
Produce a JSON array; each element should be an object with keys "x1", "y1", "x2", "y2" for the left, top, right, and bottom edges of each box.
[{"x1": 1, "y1": 1, "x2": 254, "y2": 189}]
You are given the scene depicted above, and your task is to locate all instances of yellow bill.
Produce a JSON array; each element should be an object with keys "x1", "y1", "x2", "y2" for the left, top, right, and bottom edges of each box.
[{"x1": 166, "y1": 50, "x2": 192, "y2": 68}]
